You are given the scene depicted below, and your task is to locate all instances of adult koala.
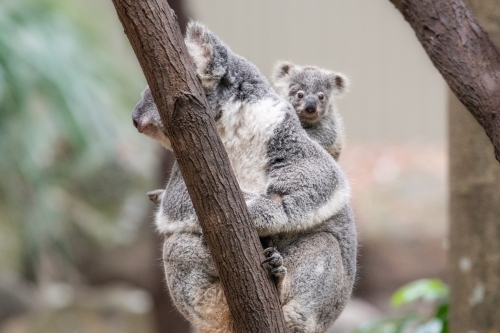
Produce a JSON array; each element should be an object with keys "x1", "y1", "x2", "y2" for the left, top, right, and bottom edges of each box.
[{"x1": 132, "y1": 22, "x2": 357, "y2": 333}]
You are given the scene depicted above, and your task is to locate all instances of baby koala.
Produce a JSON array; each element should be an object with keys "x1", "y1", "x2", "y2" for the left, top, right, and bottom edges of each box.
[{"x1": 272, "y1": 61, "x2": 349, "y2": 160}]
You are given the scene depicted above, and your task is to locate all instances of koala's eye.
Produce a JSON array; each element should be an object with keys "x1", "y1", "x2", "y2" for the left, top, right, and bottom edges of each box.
[
  {"x1": 318, "y1": 93, "x2": 325, "y2": 101},
  {"x1": 297, "y1": 91, "x2": 304, "y2": 99}
]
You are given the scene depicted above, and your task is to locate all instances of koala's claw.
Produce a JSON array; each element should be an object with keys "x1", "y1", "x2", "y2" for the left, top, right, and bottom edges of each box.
[
  {"x1": 147, "y1": 189, "x2": 165, "y2": 205},
  {"x1": 262, "y1": 247, "x2": 287, "y2": 281}
]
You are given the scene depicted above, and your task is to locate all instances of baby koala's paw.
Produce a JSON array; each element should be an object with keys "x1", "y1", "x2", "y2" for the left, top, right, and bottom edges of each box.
[
  {"x1": 262, "y1": 247, "x2": 287, "y2": 283},
  {"x1": 147, "y1": 189, "x2": 165, "y2": 205}
]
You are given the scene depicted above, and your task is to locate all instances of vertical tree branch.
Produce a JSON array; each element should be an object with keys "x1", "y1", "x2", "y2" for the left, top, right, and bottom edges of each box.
[
  {"x1": 389, "y1": 0, "x2": 500, "y2": 163},
  {"x1": 449, "y1": 92, "x2": 500, "y2": 332},
  {"x1": 149, "y1": 2, "x2": 191, "y2": 331},
  {"x1": 110, "y1": 1, "x2": 287, "y2": 332},
  {"x1": 448, "y1": 1, "x2": 500, "y2": 331}
]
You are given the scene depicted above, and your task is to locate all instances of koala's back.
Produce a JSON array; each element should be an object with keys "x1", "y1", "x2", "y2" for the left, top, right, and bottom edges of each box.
[{"x1": 216, "y1": 96, "x2": 287, "y2": 194}]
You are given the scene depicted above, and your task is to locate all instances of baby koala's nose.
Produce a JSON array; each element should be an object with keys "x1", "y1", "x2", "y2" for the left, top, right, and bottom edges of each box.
[
  {"x1": 304, "y1": 97, "x2": 317, "y2": 114},
  {"x1": 133, "y1": 118, "x2": 139, "y2": 129}
]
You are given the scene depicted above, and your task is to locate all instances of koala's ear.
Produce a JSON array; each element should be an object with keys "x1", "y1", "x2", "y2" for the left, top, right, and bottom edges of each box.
[
  {"x1": 185, "y1": 21, "x2": 226, "y2": 84},
  {"x1": 328, "y1": 72, "x2": 350, "y2": 97},
  {"x1": 271, "y1": 61, "x2": 295, "y2": 83},
  {"x1": 272, "y1": 61, "x2": 296, "y2": 95}
]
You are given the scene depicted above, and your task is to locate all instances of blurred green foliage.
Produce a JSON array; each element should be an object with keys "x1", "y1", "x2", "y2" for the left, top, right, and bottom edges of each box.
[
  {"x1": 354, "y1": 279, "x2": 449, "y2": 333},
  {"x1": 0, "y1": 0, "x2": 153, "y2": 280},
  {"x1": 390, "y1": 279, "x2": 448, "y2": 307}
]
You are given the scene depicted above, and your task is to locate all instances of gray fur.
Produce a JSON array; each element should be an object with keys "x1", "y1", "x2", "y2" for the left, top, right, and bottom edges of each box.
[
  {"x1": 272, "y1": 61, "x2": 349, "y2": 160},
  {"x1": 132, "y1": 21, "x2": 357, "y2": 333}
]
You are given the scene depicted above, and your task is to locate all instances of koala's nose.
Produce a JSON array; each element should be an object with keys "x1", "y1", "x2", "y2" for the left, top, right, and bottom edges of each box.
[
  {"x1": 304, "y1": 97, "x2": 317, "y2": 114},
  {"x1": 133, "y1": 118, "x2": 139, "y2": 129}
]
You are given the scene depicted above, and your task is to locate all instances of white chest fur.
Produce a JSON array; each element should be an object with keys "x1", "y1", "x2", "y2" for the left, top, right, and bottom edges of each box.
[{"x1": 217, "y1": 98, "x2": 286, "y2": 194}]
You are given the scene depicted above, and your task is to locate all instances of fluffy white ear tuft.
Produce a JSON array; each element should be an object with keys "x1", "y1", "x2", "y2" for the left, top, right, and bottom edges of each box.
[
  {"x1": 185, "y1": 22, "x2": 214, "y2": 78},
  {"x1": 328, "y1": 72, "x2": 350, "y2": 97},
  {"x1": 271, "y1": 61, "x2": 295, "y2": 82},
  {"x1": 272, "y1": 61, "x2": 296, "y2": 95}
]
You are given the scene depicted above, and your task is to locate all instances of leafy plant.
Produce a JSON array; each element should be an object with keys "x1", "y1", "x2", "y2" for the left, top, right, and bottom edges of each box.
[
  {"x1": 353, "y1": 279, "x2": 449, "y2": 333},
  {"x1": 0, "y1": 0, "x2": 152, "y2": 280}
]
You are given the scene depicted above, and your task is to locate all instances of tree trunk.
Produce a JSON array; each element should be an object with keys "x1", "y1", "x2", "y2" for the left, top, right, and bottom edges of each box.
[
  {"x1": 150, "y1": 1, "x2": 191, "y2": 332},
  {"x1": 449, "y1": 93, "x2": 500, "y2": 332},
  {"x1": 110, "y1": 1, "x2": 287, "y2": 332},
  {"x1": 448, "y1": 1, "x2": 500, "y2": 331},
  {"x1": 388, "y1": 0, "x2": 500, "y2": 330},
  {"x1": 389, "y1": 0, "x2": 500, "y2": 163}
]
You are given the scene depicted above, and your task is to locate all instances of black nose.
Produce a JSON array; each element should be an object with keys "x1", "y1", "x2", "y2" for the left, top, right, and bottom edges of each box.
[
  {"x1": 133, "y1": 118, "x2": 139, "y2": 128},
  {"x1": 304, "y1": 97, "x2": 317, "y2": 113}
]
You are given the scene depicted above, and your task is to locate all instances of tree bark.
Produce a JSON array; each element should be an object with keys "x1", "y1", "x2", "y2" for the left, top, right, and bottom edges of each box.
[
  {"x1": 110, "y1": 1, "x2": 287, "y2": 332},
  {"x1": 389, "y1": 0, "x2": 500, "y2": 163},
  {"x1": 151, "y1": 1, "x2": 191, "y2": 332},
  {"x1": 449, "y1": 92, "x2": 500, "y2": 332},
  {"x1": 448, "y1": 1, "x2": 500, "y2": 331}
]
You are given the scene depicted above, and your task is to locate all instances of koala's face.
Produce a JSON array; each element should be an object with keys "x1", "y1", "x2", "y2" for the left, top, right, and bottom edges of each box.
[
  {"x1": 132, "y1": 86, "x2": 172, "y2": 149},
  {"x1": 272, "y1": 62, "x2": 349, "y2": 126},
  {"x1": 287, "y1": 69, "x2": 333, "y2": 125}
]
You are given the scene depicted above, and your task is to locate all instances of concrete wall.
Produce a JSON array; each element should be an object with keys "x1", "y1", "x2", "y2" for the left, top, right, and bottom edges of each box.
[{"x1": 186, "y1": 0, "x2": 447, "y2": 143}]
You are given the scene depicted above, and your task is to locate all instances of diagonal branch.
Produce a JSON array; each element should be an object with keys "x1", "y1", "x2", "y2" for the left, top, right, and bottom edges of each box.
[
  {"x1": 110, "y1": 1, "x2": 287, "y2": 332},
  {"x1": 389, "y1": 0, "x2": 500, "y2": 162}
]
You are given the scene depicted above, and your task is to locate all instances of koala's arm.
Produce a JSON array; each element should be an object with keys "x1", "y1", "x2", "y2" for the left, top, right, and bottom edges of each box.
[
  {"x1": 148, "y1": 189, "x2": 165, "y2": 205},
  {"x1": 247, "y1": 156, "x2": 350, "y2": 236},
  {"x1": 306, "y1": 110, "x2": 344, "y2": 161}
]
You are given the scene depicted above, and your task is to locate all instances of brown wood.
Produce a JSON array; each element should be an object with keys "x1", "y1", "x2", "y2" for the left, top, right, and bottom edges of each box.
[
  {"x1": 449, "y1": 92, "x2": 500, "y2": 332},
  {"x1": 151, "y1": 1, "x2": 191, "y2": 331},
  {"x1": 448, "y1": 1, "x2": 500, "y2": 331},
  {"x1": 389, "y1": 0, "x2": 500, "y2": 163},
  {"x1": 110, "y1": 1, "x2": 287, "y2": 332}
]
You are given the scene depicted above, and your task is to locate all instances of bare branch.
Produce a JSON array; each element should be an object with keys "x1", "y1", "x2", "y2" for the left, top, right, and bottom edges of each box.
[{"x1": 389, "y1": 0, "x2": 500, "y2": 162}]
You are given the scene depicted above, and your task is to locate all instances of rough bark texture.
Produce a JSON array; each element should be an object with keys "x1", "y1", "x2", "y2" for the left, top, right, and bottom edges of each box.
[
  {"x1": 151, "y1": 1, "x2": 191, "y2": 331},
  {"x1": 448, "y1": 1, "x2": 500, "y2": 331},
  {"x1": 110, "y1": 1, "x2": 287, "y2": 332},
  {"x1": 390, "y1": 0, "x2": 500, "y2": 163}
]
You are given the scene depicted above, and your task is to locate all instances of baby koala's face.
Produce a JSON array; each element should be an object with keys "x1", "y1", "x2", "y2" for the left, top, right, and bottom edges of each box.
[
  {"x1": 272, "y1": 61, "x2": 349, "y2": 126},
  {"x1": 132, "y1": 86, "x2": 172, "y2": 150},
  {"x1": 287, "y1": 69, "x2": 333, "y2": 125}
]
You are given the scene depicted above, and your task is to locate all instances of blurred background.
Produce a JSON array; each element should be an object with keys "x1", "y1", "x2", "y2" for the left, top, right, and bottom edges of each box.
[{"x1": 0, "y1": 0, "x2": 451, "y2": 332}]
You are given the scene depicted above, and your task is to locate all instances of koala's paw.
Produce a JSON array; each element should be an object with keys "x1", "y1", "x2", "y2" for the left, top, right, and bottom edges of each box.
[
  {"x1": 242, "y1": 190, "x2": 258, "y2": 202},
  {"x1": 262, "y1": 247, "x2": 287, "y2": 281},
  {"x1": 147, "y1": 189, "x2": 164, "y2": 205}
]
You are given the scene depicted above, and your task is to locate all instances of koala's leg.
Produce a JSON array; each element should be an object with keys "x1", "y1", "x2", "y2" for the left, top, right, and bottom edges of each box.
[
  {"x1": 278, "y1": 232, "x2": 353, "y2": 333},
  {"x1": 163, "y1": 233, "x2": 234, "y2": 333}
]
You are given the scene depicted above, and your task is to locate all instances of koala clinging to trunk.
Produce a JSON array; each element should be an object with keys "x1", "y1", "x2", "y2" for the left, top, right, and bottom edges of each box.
[
  {"x1": 132, "y1": 22, "x2": 357, "y2": 333},
  {"x1": 272, "y1": 62, "x2": 349, "y2": 160}
]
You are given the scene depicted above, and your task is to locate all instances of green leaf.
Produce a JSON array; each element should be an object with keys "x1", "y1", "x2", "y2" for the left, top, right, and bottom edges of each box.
[
  {"x1": 435, "y1": 303, "x2": 449, "y2": 333},
  {"x1": 413, "y1": 319, "x2": 443, "y2": 333},
  {"x1": 391, "y1": 279, "x2": 449, "y2": 307}
]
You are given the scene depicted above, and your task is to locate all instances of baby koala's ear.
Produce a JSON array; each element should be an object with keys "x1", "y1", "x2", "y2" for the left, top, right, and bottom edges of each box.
[
  {"x1": 272, "y1": 61, "x2": 295, "y2": 82},
  {"x1": 272, "y1": 61, "x2": 296, "y2": 95},
  {"x1": 328, "y1": 72, "x2": 350, "y2": 97}
]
